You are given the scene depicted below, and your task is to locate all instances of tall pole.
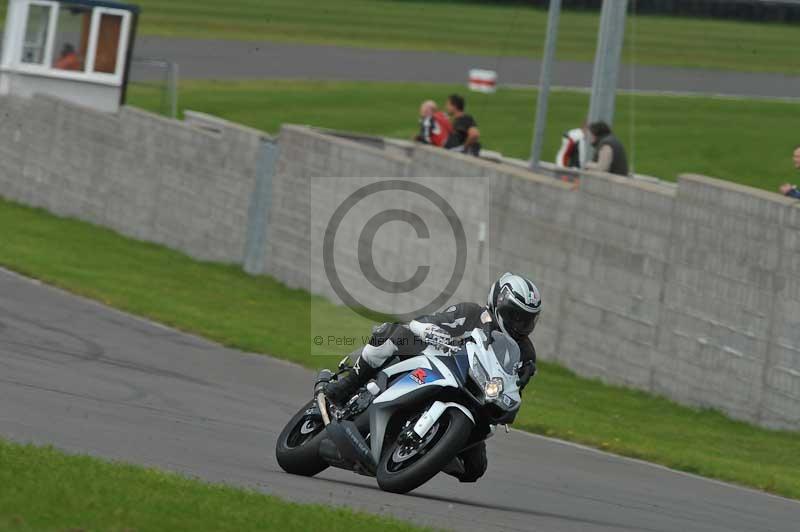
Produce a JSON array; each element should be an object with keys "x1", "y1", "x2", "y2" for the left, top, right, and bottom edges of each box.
[
  {"x1": 588, "y1": 0, "x2": 628, "y2": 126},
  {"x1": 529, "y1": 0, "x2": 562, "y2": 171}
]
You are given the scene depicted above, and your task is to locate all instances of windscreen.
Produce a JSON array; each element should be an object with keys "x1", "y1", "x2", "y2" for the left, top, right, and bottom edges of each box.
[{"x1": 489, "y1": 331, "x2": 521, "y2": 375}]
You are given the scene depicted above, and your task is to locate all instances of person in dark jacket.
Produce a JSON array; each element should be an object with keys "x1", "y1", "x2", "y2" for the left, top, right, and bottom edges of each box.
[
  {"x1": 322, "y1": 273, "x2": 541, "y2": 482},
  {"x1": 444, "y1": 94, "x2": 481, "y2": 156},
  {"x1": 585, "y1": 121, "x2": 629, "y2": 176}
]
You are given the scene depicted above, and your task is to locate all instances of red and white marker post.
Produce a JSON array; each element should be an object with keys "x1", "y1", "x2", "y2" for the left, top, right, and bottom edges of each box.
[{"x1": 468, "y1": 69, "x2": 497, "y2": 94}]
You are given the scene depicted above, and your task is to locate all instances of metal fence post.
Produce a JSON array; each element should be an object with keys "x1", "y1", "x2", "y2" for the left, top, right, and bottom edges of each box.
[
  {"x1": 588, "y1": 0, "x2": 628, "y2": 126},
  {"x1": 243, "y1": 139, "x2": 279, "y2": 275},
  {"x1": 529, "y1": 0, "x2": 562, "y2": 171},
  {"x1": 168, "y1": 61, "x2": 179, "y2": 119}
]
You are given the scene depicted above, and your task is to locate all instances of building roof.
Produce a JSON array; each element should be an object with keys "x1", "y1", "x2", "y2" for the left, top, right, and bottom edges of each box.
[{"x1": 46, "y1": 0, "x2": 140, "y2": 14}]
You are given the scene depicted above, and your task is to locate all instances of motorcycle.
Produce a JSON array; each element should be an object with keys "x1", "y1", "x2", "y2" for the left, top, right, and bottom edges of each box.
[{"x1": 275, "y1": 327, "x2": 523, "y2": 494}]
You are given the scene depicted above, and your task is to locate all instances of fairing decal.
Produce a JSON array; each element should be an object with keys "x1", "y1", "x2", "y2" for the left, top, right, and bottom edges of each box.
[
  {"x1": 373, "y1": 366, "x2": 445, "y2": 404},
  {"x1": 381, "y1": 356, "x2": 432, "y2": 378}
]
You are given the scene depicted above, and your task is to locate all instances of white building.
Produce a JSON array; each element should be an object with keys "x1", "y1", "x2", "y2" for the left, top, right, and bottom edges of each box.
[{"x1": 0, "y1": 0, "x2": 139, "y2": 112}]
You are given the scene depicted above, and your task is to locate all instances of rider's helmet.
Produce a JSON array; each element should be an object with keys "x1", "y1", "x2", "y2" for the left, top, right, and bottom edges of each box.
[{"x1": 487, "y1": 272, "x2": 542, "y2": 339}]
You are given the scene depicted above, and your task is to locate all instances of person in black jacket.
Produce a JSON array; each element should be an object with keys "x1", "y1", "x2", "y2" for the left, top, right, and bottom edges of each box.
[
  {"x1": 322, "y1": 273, "x2": 541, "y2": 482},
  {"x1": 444, "y1": 94, "x2": 482, "y2": 156}
]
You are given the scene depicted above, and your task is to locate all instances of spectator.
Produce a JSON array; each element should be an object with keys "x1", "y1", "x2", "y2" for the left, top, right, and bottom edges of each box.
[
  {"x1": 444, "y1": 94, "x2": 481, "y2": 156},
  {"x1": 415, "y1": 100, "x2": 452, "y2": 148},
  {"x1": 585, "y1": 121, "x2": 629, "y2": 176},
  {"x1": 54, "y1": 44, "x2": 81, "y2": 71},
  {"x1": 556, "y1": 127, "x2": 587, "y2": 169},
  {"x1": 779, "y1": 145, "x2": 800, "y2": 199}
]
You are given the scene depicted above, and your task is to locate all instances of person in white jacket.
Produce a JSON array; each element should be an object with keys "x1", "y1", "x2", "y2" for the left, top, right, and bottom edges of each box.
[{"x1": 555, "y1": 127, "x2": 587, "y2": 169}]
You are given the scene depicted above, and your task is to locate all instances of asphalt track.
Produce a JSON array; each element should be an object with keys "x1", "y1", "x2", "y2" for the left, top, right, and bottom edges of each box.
[
  {"x1": 132, "y1": 36, "x2": 800, "y2": 99},
  {"x1": 1, "y1": 267, "x2": 799, "y2": 532}
]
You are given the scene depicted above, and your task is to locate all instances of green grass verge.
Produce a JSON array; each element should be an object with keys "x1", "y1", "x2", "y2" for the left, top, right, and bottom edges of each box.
[
  {"x1": 125, "y1": 0, "x2": 800, "y2": 74},
  {"x1": 0, "y1": 439, "x2": 429, "y2": 531},
  {"x1": 128, "y1": 80, "x2": 798, "y2": 193},
  {"x1": 1, "y1": 197, "x2": 799, "y2": 500}
]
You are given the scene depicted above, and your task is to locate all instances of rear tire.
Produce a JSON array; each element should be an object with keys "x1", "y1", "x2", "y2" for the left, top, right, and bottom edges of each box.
[
  {"x1": 275, "y1": 401, "x2": 329, "y2": 476},
  {"x1": 376, "y1": 408, "x2": 472, "y2": 494}
]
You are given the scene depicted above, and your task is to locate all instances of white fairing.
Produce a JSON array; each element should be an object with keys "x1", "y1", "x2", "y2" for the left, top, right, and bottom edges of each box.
[
  {"x1": 380, "y1": 356, "x2": 432, "y2": 378},
  {"x1": 368, "y1": 330, "x2": 522, "y2": 463},
  {"x1": 373, "y1": 352, "x2": 458, "y2": 404},
  {"x1": 466, "y1": 329, "x2": 522, "y2": 407}
]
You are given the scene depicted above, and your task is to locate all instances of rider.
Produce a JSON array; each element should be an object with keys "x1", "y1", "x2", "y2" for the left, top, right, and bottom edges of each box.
[{"x1": 322, "y1": 272, "x2": 541, "y2": 482}]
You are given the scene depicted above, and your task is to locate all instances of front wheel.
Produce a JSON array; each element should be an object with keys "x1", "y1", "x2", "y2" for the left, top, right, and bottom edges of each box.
[
  {"x1": 275, "y1": 401, "x2": 329, "y2": 476},
  {"x1": 376, "y1": 408, "x2": 472, "y2": 494}
]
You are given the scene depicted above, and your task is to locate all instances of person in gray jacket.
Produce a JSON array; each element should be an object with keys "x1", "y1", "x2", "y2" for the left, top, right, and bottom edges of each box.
[{"x1": 585, "y1": 121, "x2": 629, "y2": 176}]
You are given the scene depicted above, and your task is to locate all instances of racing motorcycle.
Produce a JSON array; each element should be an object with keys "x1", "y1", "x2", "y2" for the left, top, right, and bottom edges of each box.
[{"x1": 275, "y1": 327, "x2": 523, "y2": 494}]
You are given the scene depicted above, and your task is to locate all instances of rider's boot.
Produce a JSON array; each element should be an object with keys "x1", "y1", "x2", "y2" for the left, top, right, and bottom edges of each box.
[{"x1": 323, "y1": 355, "x2": 379, "y2": 407}]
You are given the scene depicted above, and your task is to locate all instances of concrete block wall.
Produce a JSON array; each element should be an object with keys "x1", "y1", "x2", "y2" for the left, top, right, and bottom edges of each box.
[
  {"x1": 769, "y1": 202, "x2": 800, "y2": 427},
  {"x1": 412, "y1": 146, "x2": 580, "y2": 360},
  {"x1": 1, "y1": 104, "x2": 797, "y2": 430},
  {"x1": 558, "y1": 173, "x2": 675, "y2": 390},
  {"x1": 0, "y1": 94, "x2": 266, "y2": 263},
  {"x1": 260, "y1": 127, "x2": 800, "y2": 429},
  {"x1": 263, "y1": 125, "x2": 412, "y2": 292},
  {"x1": 651, "y1": 174, "x2": 800, "y2": 428}
]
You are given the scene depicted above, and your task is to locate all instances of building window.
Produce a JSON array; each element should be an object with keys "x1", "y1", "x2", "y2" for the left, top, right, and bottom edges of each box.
[
  {"x1": 52, "y1": 4, "x2": 91, "y2": 71},
  {"x1": 22, "y1": 3, "x2": 52, "y2": 65},
  {"x1": 93, "y1": 13, "x2": 123, "y2": 74},
  {"x1": 12, "y1": 1, "x2": 132, "y2": 84}
]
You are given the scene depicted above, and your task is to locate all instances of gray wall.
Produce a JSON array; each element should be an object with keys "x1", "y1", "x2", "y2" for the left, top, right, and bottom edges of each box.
[
  {"x1": 0, "y1": 94, "x2": 266, "y2": 263},
  {"x1": 0, "y1": 96, "x2": 796, "y2": 430},
  {"x1": 263, "y1": 125, "x2": 800, "y2": 430}
]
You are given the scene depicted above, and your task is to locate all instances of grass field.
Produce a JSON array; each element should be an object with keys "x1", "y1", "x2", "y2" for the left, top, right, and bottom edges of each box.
[
  {"x1": 128, "y1": 80, "x2": 798, "y2": 193},
  {"x1": 0, "y1": 439, "x2": 429, "y2": 532},
  {"x1": 1, "y1": 197, "x2": 798, "y2": 500},
  {"x1": 117, "y1": 0, "x2": 800, "y2": 74}
]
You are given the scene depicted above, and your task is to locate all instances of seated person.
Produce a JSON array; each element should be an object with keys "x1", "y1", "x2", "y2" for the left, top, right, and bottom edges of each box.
[
  {"x1": 780, "y1": 184, "x2": 800, "y2": 199},
  {"x1": 444, "y1": 94, "x2": 481, "y2": 156},
  {"x1": 414, "y1": 100, "x2": 452, "y2": 147},
  {"x1": 54, "y1": 44, "x2": 81, "y2": 71},
  {"x1": 556, "y1": 127, "x2": 587, "y2": 169},
  {"x1": 779, "y1": 146, "x2": 800, "y2": 199},
  {"x1": 584, "y1": 121, "x2": 629, "y2": 176}
]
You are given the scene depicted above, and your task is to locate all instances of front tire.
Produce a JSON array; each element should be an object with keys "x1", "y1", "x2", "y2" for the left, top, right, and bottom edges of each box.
[
  {"x1": 376, "y1": 408, "x2": 472, "y2": 494},
  {"x1": 275, "y1": 401, "x2": 329, "y2": 476}
]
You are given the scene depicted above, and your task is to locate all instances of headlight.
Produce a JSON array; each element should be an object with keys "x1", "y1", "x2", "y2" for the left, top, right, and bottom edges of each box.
[
  {"x1": 484, "y1": 378, "x2": 504, "y2": 399},
  {"x1": 471, "y1": 356, "x2": 504, "y2": 400}
]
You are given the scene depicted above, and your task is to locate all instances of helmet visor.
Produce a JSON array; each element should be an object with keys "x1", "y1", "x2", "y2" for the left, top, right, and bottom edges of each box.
[{"x1": 498, "y1": 303, "x2": 539, "y2": 337}]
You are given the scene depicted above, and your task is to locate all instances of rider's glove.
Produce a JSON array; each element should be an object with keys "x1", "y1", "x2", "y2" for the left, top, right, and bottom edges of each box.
[
  {"x1": 409, "y1": 320, "x2": 453, "y2": 348},
  {"x1": 424, "y1": 325, "x2": 454, "y2": 347},
  {"x1": 516, "y1": 360, "x2": 536, "y2": 391}
]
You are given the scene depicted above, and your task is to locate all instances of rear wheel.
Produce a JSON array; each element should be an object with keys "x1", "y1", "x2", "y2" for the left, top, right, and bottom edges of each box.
[
  {"x1": 376, "y1": 408, "x2": 472, "y2": 494},
  {"x1": 275, "y1": 401, "x2": 329, "y2": 476}
]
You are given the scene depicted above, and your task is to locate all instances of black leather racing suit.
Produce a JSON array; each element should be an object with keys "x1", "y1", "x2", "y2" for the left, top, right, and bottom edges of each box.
[{"x1": 361, "y1": 302, "x2": 537, "y2": 482}]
